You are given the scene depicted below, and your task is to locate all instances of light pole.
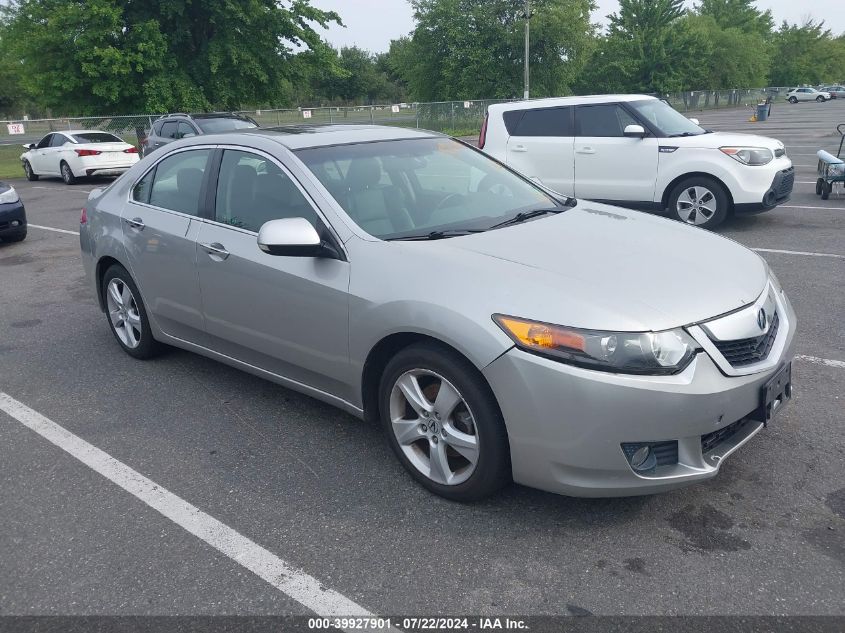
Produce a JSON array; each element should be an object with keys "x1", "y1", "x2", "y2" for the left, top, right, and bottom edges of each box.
[{"x1": 523, "y1": 0, "x2": 530, "y2": 99}]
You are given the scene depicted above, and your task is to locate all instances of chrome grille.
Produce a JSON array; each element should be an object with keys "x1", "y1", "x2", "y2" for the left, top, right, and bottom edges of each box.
[{"x1": 710, "y1": 312, "x2": 779, "y2": 367}]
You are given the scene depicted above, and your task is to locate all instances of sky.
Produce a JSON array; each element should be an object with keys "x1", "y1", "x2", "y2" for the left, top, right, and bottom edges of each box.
[{"x1": 310, "y1": 0, "x2": 845, "y2": 53}]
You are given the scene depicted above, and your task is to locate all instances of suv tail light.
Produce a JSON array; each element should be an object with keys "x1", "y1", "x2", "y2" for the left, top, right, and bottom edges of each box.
[
  {"x1": 75, "y1": 149, "x2": 101, "y2": 157},
  {"x1": 80, "y1": 207, "x2": 87, "y2": 225},
  {"x1": 124, "y1": 147, "x2": 139, "y2": 154},
  {"x1": 478, "y1": 113, "x2": 489, "y2": 149}
]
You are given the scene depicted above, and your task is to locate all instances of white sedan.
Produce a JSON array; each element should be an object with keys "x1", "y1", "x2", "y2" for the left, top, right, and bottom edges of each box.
[
  {"x1": 21, "y1": 130, "x2": 140, "y2": 184},
  {"x1": 785, "y1": 87, "x2": 831, "y2": 103}
]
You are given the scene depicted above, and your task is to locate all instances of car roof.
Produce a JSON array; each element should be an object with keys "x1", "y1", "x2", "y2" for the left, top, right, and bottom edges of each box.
[
  {"x1": 488, "y1": 94, "x2": 657, "y2": 113},
  {"x1": 199, "y1": 124, "x2": 441, "y2": 150},
  {"x1": 63, "y1": 130, "x2": 122, "y2": 136}
]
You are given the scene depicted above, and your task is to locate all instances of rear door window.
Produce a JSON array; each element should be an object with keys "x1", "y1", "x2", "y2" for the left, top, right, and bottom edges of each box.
[
  {"x1": 510, "y1": 107, "x2": 573, "y2": 137},
  {"x1": 159, "y1": 121, "x2": 178, "y2": 139},
  {"x1": 148, "y1": 149, "x2": 212, "y2": 216}
]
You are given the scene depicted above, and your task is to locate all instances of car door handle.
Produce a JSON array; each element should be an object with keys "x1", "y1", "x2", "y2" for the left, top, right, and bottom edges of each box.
[
  {"x1": 576, "y1": 147, "x2": 596, "y2": 154},
  {"x1": 199, "y1": 242, "x2": 230, "y2": 260},
  {"x1": 124, "y1": 217, "x2": 145, "y2": 230},
  {"x1": 510, "y1": 145, "x2": 528, "y2": 153}
]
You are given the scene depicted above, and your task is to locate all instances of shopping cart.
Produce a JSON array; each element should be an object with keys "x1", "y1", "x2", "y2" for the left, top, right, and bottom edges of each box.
[{"x1": 815, "y1": 123, "x2": 845, "y2": 199}]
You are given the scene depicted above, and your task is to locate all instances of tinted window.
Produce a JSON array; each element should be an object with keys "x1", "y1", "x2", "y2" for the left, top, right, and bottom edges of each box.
[
  {"x1": 36, "y1": 134, "x2": 53, "y2": 149},
  {"x1": 575, "y1": 104, "x2": 638, "y2": 137},
  {"x1": 195, "y1": 118, "x2": 256, "y2": 134},
  {"x1": 50, "y1": 134, "x2": 69, "y2": 147},
  {"x1": 159, "y1": 121, "x2": 178, "y2": 139},
  {"x1": 510, "y1": 107, "x2": 572, "y2": 137},
  {"x1": 148, "y1": 149, "x2": 211, "y2": 216},
  {"x1": 177, "y1": 122, "x2": 197, "y2": 139},
  {"x1": 72, "y1": 132, "x2": 123, "y2": 143},
  {"x1": 215, "y1": 150, "x2": 320, "y2": 233}
]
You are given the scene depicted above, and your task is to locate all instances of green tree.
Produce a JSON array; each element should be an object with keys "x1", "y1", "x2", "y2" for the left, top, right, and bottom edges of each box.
[
  {"x1": 696, "y1": 0, "x2": 773, "y2": 36},
  {"x1": 1, "y1": 0, "x2": 341, "y2": 114},
  {"x1": 576, "y1": 0, "x2": 709, "y2": 94},
  {"x1": 686, "y1": 14, "x2": 771, "y2": 88},
  {"x1": 768, "y1": 20, "x2": 845, "y2": 87},
  {"x1": 394, "y1": 0, "x2": 595, "y2": 101}
]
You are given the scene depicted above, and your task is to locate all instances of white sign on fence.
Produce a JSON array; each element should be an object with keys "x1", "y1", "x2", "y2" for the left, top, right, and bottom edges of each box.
[
  {"x1": 302, "y1": 110, "x2": 312, "y2": 119},
  {"x1": 464, "y1": 101, "x2": 472, "y2": 109},
  {"x1": 391, "y1": 104, "x2": 400, "y2": 113},
  {"x1": 7, "y1": 123, "x2": 25, "y2": 135}
]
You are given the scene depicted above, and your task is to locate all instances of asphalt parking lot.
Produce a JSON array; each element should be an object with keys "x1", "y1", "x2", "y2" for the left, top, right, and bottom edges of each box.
[{"x1": 1, "y1": 100, "x2": 843, "y2": 619}]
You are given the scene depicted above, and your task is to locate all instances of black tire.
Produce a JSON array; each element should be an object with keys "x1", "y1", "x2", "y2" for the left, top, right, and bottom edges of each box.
[
  {"x1": 667, "y1": 176, "x2": 730, "y2": 229},
  {"x1": 788, "y1": 96, "x2": 798, "y2": 104},
  {"x1": 60, "y1": 161, "x2": 77, "y2": 185},
  {"x1": 816, "y1": 178, "x2": 824, "y2": 195},
  {"x1": 101, "y1": 264, "x2": 163, "y2": 359},
  {"x1": 817, "y1": 95, "x2": 826, "y2": 103},
  {"x1": 2, "y1": 231, "x2": 26, "y2": 243},
  {"x1": 821, "y1": 181, "x2": 832, "y2": 200},
  {"x1": 378, "y1": 342, "x2": 511, "y2": 501},
  {"x1": 22, "y1": 160, "x2": 38, "y2": 181}
]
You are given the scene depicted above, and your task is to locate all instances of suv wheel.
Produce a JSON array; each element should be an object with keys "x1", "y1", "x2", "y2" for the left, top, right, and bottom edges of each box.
[
  {"x1": 378, "y1": 343, "x2": 511, "y2": 501},
  {"x1": 788, "y1": 96, "x2": 798, "y2": 104},
  {"x1": 668, "y1": 177, "x2": 730, "y2": 229},
  {"x1": 816, "y1": 95, "x2": 826, "y2": 103}
]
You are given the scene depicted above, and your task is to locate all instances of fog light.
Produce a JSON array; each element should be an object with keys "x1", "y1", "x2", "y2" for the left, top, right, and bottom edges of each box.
[
  {"x1": 631, "y1": 446, "x2": 650, "y2": 469},
  {"x1": 11, "y1": 220, "x2": 20, "y2": 227}
]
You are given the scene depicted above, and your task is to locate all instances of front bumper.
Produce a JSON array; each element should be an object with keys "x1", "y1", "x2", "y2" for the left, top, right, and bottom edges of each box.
[
  {"x1": 734, "y1": 166, "x2": 794, "y2": 214},
  {"x1": 483, "y1": 293, "x2": 797, "y2": 497},
  {"x1": 0, "y1": 200, "x2": 27, "y2": 237}
]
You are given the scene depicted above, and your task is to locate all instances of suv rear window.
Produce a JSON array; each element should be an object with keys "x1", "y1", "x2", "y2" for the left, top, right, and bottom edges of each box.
[
  {"x1": 505, "y1": 107, "x2": 572, "y2": 137},
  {"x1": 194, "y1": 118, "x2": 256, "y2": 134}
]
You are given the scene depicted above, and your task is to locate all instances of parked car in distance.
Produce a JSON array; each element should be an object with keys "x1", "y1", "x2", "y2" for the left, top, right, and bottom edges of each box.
[
  {"x1": 480, "y1": 95, "x2": 794, "y2": 229},
  {"x1": 80, "y1": 125, "x2": 796, "y2": 501},
  {"x1": 786, "y1": 87, "x2": 831, "y2": 103},
  {"x1": 0, "y1": 181, "x2": 26, "y2": 242},
  {"x1": 820, "y1": 86, "x2": 845, "y2": 99},
  {"x1": 141, "y1": 113, "x2": 257, "y2": 156},
  {"x1": 20, "y1": 131, "x2": 140, "y2": 185}
]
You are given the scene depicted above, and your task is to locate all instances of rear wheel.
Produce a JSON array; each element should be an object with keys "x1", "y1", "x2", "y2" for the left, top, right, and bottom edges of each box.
[
  {"x1": 102, "y1": 264, "x2": 162, "y2": 359},
  {"x1": 668, "y1": 176, "x2": 730, "y2": 229},
  {"x1": 379, "y1": 343, "x2": 511, "y2": 501},
  {"x1": 23, "y1": 160, "x2": 38, "y2": 181},
  {"x1": 60, "y1": 161, "x2": 77, "y2": 185},
  {"x1": 821, "y1": 181, "x2": 832, "y2": 200}
]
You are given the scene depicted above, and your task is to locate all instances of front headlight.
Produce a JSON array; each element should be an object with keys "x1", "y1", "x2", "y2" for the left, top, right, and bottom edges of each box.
[
  {"x1": 719, "y1": 147, "x2": 773, "y2": 166},
  {"x1": 493, "y1": 314, "x2": 699, "y2": 375},
  {"x1": 0, "y1": 186, "x2": 19, "y2": 204}
]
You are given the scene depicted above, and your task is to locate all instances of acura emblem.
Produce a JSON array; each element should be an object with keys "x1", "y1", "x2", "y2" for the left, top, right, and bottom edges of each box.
[{"x1": 757, "y1": 308, "x2": 767, "y2": 331}]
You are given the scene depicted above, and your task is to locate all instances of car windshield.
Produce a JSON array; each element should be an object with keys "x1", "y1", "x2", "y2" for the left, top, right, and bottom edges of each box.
[
  {"x1": 628, "y1": 99, "x2": 706, "y2": 137},
  {"x1": 194, "y1": 118, "x2": 257, "y2": 133},
  {"x1": 71, "y1": 132, "x2": 123, "y2": 143},
  {"x1": 296, "y1": 137, "x2": 560, "y2": 239}
]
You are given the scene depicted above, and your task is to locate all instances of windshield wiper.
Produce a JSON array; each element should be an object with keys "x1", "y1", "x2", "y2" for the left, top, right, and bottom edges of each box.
[
  {"x1": 386, "y1": 229, "x2": 486, "y2": 241},
  {"x1": 667, "y1": 131, "x2": 700, "y2": 138},
  {"x1": 487, "y1": 207, "x2": 568, "y2": 230}
]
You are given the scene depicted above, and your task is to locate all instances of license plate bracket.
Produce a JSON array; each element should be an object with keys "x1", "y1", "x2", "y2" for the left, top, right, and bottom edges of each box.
[{"x1": 759, "y1": 362, "x2": 792, "y2": 425}]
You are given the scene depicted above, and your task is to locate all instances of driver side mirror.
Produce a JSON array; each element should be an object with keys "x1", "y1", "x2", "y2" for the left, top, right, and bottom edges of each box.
[
  {"x1": 180, "y1": 132, "x2": 196, "y2": 139},
  {"x1": 688, "y1": 117, "x2": 700, "y2": 125},
  {"x1": 24, "y1": 143, "x2": 35, "y2": 150},
  {"x1": 258, "y1": 217, "x2": 338, "y2": 258},
  {"x1": 623, "y1": 124, "x2": 647, "y2": 139}
]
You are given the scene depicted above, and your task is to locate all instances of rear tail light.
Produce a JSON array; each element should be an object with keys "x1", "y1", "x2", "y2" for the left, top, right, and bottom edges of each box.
[
  {"x1": 80, "y1": 207, "x2": 87, "y2": 225},
  {"x1": 124, "y1": 147, "x2": 139, "y2": 154},
  {"x1": 75, "y1": 149, "x2": 101, "y2": 157},
  {"x1": 478, "y1": 113, "x2": 489, "y2": 149}
]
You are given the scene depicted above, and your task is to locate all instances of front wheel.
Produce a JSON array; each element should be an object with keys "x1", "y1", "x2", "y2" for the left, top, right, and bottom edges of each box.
[
  {"x1": 788, "y1": 96, "x2": 798, "y2": 104},
  {"x1": 23, "y1": 160, "x2": 38, "y2": 181},
  {"x1": 61, "y1": 161, "x2": 77, "y2": 185},
  {"x1": 667, "y1": 177, "x2": 730, "y2": 229},
  {"x1": 102, "y1": 265, "x2": 162, "y2": 359},
  {"x1": 379, "y1": 343, "x2": 511, "y2": 501},
  {"x1": 816, "y1": 178, "x2": 825, "y2": 195},
  {"x1": 817, "y1": 95, "x2": 826, "y2": 103}
]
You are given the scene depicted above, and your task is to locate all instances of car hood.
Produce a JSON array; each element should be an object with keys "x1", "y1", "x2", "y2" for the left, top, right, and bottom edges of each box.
[
  {"x1": 422, "y1": 202, "x2": 768, "y2": 332},
  {"x1": 674, "y1": 132, "x2": 784, "y2": 152}
]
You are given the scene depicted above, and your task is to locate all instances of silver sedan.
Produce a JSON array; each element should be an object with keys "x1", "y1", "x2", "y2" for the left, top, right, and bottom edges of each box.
[{"x1": 80, "y1": 125, "x2": 796, "y2": 501}]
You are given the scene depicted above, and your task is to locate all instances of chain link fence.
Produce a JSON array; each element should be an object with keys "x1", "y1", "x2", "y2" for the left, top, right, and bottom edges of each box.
[{"x1": 0, "y1": 89, "x2": 798, "y2": 147}]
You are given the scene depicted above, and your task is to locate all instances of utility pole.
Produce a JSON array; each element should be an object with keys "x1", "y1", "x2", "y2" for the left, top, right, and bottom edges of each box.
[{"x1": 523, "y1": 0, "x2": 530, "y2": 100}]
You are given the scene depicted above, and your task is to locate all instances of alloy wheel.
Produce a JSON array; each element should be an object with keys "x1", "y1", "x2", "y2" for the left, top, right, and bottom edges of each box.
[
  {"x1": 676, "y1": 186, "x2": 717, "y2": 225},
  {"x1": 62, "y1": 164, "x2": 73, "y2": 183},
  {"x1": 106, "y1": 278, "x2": 143, "y2": 349},
  {"x1": 389, "y1": 369, "x2": 480, "y2": 486}
]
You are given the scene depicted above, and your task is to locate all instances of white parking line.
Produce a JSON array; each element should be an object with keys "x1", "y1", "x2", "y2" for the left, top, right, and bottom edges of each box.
[
  {"x1": 28, "y1": 224, "x2": 79, "y2": 236},
  {"x1": 752, "y1": 247, "x2": 845, "y2": 260},
  {"x1": 796, "y1": 355, "x2": 845, "y2": 369},
  {"x1": 780, "y1": 204, "x2": 844, "y2": 210},
  {"x1": 0, "y1": 392, "x2": 385, "y2": 629}
]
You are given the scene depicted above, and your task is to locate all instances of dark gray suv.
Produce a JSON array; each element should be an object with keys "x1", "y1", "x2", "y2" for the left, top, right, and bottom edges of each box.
[{"x1": 141, "y1": 113, "x2": 257, "y2": 156}]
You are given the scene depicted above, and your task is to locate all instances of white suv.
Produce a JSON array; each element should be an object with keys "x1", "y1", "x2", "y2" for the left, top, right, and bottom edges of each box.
[
  {"x1": 786, "y1": 87, "x2": 830, "y2": 103},
  {"x1": 480, "y1": 95, "x2": 794, "y2": 229}
]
